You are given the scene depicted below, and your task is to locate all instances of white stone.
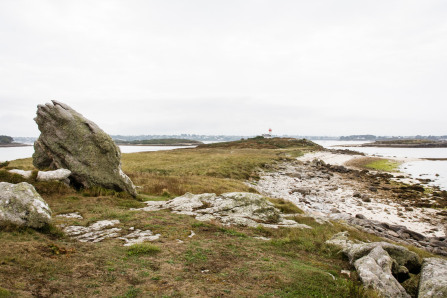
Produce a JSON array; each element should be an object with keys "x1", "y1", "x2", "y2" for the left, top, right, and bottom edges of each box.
[
  {"x1": 64, "y1": 220, "x2": 121, "y2": 242},
  {"x1": 37, "y1": 169, "x2": 71, "y2": 181},
  {"x1": 119, "y1": 229, "x2": 161, "y2": 246},
  {"x1": 8, "y1": 169, "x2": 33, "y2": 179},
  {"x1": 56, "y1": 212, "x2": 83, "y2": 219}
]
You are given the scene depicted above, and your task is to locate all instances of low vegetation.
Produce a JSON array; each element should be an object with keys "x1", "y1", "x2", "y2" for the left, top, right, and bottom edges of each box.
[
  {"x1": 198, "y1": 136, "x2": 322, "y2": 150},
  {"x1": 0, "y1": 138, "x2": 425, "y2": 296},
  {"x1": 346, "y1": 157, "x2": 401, "y2": 172},
  {"x1": 0, "y1": 135, "x2": 13, "y2": 144}
]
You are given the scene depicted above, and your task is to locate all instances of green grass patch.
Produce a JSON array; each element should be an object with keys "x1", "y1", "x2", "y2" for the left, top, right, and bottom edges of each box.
[
  {"x1": 126, "y1": 243, "x2": 161, "y2": 256},
  {"x1": 364, "y1": 159, "x2": 401, "y2": 172}
]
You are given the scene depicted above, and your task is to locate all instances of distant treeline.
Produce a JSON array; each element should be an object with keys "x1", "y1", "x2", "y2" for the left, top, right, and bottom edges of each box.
[
  {"x1": 111, "y1": 134, "x2": 244, "y2": 142},
  {"x1": 0, "y1": 135, "x2": 13, "y2": 144},
  {"x1": 340, "y1": 135, "x2": 447, "y2": 141},
  {"x1": 114, "y1": 138, "x2": 203, "y2": 145}
]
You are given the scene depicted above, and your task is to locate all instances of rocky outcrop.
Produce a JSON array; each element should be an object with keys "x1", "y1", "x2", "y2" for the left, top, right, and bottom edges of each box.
[
  {"x1": 418, "y1": 258, "x2": 447, "y2": 297},
  {"x1": 252, "y1": 159, "x2": 447, "y2": 254},
  {"x1": 0, "y1": 182, "x2": 52, "y2": 228},
  {"x1": 63, "y1": 219, "x2": 160, "y2": 246},
  {"x1": 327, "y1": 232, "x2": 422, "y2": 298},
  {"x1": 135, "y1": 192, "x2": 311, "y2": 229},
  {"x1": 347, "y1": 217, "x2": 447, "y2": 256},
  {"x1": 354, "y1": 245, "x2": 410, "y2": 298},
  {"x1": 63, "y1": 220, "x2": 122, "y2": 243},
  {"x1": 32, "y1": 101, "x2": 136, "y2": 197}
]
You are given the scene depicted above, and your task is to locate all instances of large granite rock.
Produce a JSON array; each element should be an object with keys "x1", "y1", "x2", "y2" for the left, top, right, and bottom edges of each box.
[
  {"x1": 418, "y1": 258, "x2": 447, "y2": 297},
  {"x1": 354, "y1": 245, "x2": 410, "y2": 298},
  {"x1": 0, "y1": 182, "x2": 52, "y2": 228},
  {"x1": 33, "y1": 101, "x2": 136, "y2": 197},
  {"x1": 326, "y1": 232, "x2": 421, "y2": 297}
]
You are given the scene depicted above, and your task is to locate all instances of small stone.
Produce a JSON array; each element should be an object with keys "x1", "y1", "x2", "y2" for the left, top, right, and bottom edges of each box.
[
  {"x1": 340, "y1": 270, "x2": 351, "y2": 278},
  {"x1": 56, "y1": 212, "x2": 83, "y2": 219}
]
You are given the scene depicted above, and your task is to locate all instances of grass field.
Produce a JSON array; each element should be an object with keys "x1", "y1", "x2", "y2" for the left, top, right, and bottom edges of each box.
[{"x1": 0, "y1": 139, "x2": 424, "y2": 297}]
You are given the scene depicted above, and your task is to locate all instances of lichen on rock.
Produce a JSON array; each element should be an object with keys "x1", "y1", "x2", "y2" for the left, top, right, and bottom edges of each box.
[
  {"x1": 326, "y1": 232, "x2": 422, "y2": 298},
  {"x1": 32, "y1": 100, "x2": 136, "y2": 197},
  {"x1": 418, "y1": 258, "x2": 447, "y2": 297}
]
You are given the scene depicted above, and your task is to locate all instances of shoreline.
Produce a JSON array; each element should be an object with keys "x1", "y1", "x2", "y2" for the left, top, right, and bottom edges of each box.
[{"x1": 249, "y1": 150, "x2": 447, "y2": 253}]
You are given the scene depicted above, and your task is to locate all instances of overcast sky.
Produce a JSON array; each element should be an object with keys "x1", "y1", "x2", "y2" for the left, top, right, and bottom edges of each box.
[{"x1": 1, "y1": 0, "x2": 446, "y2": 137}]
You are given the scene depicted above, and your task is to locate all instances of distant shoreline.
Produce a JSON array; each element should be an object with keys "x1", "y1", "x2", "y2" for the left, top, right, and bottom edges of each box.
[
  {"x1": 0, "y1": 143, "x2": 32, "y2": 147},
  {"x1": 338, "y1": 142, "x2": 447, "y2": 148}
]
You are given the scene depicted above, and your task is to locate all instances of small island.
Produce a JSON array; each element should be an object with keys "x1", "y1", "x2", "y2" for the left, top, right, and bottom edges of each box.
[{"x1": 114, "y1": 138, "x2": 203, "y2": 146}]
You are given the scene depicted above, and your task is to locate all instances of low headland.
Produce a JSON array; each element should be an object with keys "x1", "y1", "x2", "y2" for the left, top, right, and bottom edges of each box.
[
  {"x1": 347, "y1": 139, "x2": 447, "y2": 148},
  {"x1": 1, "y1": 136, "x2": 446, "y2": 297},
  {"x1": 114, "y1": 138, "x2": 203, "y2": 146}
]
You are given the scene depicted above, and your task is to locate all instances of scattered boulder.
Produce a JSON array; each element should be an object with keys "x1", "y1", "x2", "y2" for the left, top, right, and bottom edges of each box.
[
  {"x1": 32, "y1": 100, "x2": 136, "y2": 197},
  {"x1": 418, "y1": 258, "x2": 447, "y2": 297},
  {"x1": 0, "y1": 182, "x2": 52, "y2": 228},
  {"x1": 135, "y1": 192, "x2": 312, "y2": 229}
]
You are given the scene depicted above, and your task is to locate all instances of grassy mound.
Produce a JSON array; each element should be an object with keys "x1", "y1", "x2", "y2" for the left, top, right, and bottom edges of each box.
[{"x1": 198, "y1": 136, "x2": 322, "y2": 149}]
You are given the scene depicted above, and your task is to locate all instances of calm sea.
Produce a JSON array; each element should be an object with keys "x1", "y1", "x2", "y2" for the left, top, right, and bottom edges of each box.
[{"x1": 313, "y1": 140, "x2": 447, "y2": 190}]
